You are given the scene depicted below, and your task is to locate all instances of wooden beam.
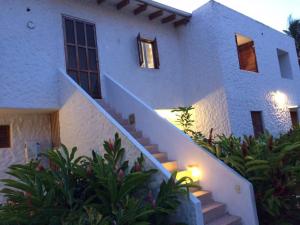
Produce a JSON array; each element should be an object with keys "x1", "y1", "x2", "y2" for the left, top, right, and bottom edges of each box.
[
  {"x1": 97, "y1": 0, "x2": 105, "y2": 4},
  {"x1": 116, "y1": 0, "x2": 130, "y2": 10},
  {"x1": 149, "y1": 10, "x2": 163, "y2": 20},
  {"x1": 133, "y1": 4, "x2": 147, "y2": 15},
  {"x1": 161, "y1": 14, "x2": 176, "y2": 24},
  {"x1": 174, "y1": 17, "x2": 190, "y2": 27}
]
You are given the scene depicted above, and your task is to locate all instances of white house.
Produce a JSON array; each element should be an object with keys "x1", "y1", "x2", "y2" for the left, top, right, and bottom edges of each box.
[{"x1": 0, "y1": 0, "x2": 299, "y2": 224}]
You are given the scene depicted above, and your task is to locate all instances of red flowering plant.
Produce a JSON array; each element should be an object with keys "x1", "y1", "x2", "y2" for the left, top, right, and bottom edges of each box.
[{"x1": 0, "y1": 133, "x2": 195, "y2": 225}]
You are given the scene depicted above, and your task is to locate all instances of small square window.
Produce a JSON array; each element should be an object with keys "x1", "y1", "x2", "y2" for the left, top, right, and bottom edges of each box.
[
  {"x1": 251, "y1": 111, "x2": 264, "y2": 137},
  {"x1": 235, "y1": 34, "x2": 259, "y2": 73},
  {"x1": 0, "y1": 125, "x2": 11, "y2": 148},
  {"x1": 137, "y1": 34, "x2": 160, "y2": 69},
  {"x1": 277, "y1": 49, "x2": 293, "y2": 79}
]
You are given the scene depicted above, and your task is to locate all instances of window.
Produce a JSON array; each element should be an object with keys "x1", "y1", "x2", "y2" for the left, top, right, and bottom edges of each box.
[
  {"x1": 137, "y1": 34, "x2": 160, "y2": 69},
  {"x1": 251, "y1": 111, "x2": 264, "y2": 137},
  {"x1": 0, "y1": 125, "x2": 11, "y2": 148},
  {"x1": 63, "y1": 16, "x2": 101, "y2": 99},
  {"x1": 235, "y1": 34, "x2": 258, "y2": 73},
  {"x1": 277, "y1": 49, "x2": 293, "y2": 79},
  {"x1": 290, "y1": 108, "x2": 299, "y2": 128}
]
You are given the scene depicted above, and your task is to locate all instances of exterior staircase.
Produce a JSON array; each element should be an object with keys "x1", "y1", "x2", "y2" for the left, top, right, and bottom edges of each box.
[{"x1": 97, "y1": 99, "x2": 242, "y2": 225}]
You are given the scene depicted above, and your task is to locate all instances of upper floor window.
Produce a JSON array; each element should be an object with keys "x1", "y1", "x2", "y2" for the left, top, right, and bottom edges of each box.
[
  {"x1": 277, "y1": 49, "x2": 293, "y2": 79},
  {"x1": 235, "y1": 34, "x2": 259, "y2": 73},
  {"x1": 0, "y1": 125, "x2": 11, "y2": 148},
  {"x1": 137, "y1": 34, "x2": 160, "y2": 69}
]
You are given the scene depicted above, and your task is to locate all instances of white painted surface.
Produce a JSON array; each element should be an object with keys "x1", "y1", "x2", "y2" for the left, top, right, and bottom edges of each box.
[
  {"x1": 58, "y1": 70, "x2": 203, "y2": 225},
  {"x1": 103, "y1": 73, "x2": 258, "y2": 225},
  {"x1": 0, "y1": 112, "x2": 52, "y2": 202},
  {"x1": 1, "y1": 0, "x2": 299, "y2": 137},
  {"x1": 202, "y1": 1, "x2": 300, "y2": 136},
  {"x1": 0, "y1": 0, "x2": 186, "y2": 109}
]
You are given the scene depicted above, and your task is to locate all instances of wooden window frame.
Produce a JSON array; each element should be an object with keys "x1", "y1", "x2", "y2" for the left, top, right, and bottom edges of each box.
[
  {"x1": 62, "y1": 15, "x2": 102, "y2": 99},
  {"x1": 0, "y1": 125, "x2": 11, "y2": 149},
  {"x1": 235, "y1": 34, "x2": 259, "y2": 73},
  {"x1": 137, "y1": 33, "x2": 160, "y2": 69}
]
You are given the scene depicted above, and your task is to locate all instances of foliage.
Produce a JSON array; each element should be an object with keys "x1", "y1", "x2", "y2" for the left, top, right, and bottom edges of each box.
[
  {"x1": 284, "y1": 15, "x2": 300, "y2": 64},
  {"x1": 0, "y1": 133, "x2": 195, "y2": 225},
  {"x1": 173, "y1": 106, "x2": 300, "y2": 225},
  {"x1": 172, "y1": 106, "x2": 194, "y2": 134}
]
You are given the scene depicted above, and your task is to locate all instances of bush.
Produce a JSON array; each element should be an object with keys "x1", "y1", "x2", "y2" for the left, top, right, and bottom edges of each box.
[
  {"x1": 0, "y1": 133, "x2": 195, "y2": 225},
  {"x1": 173, "y1": 106, "x2": 300, "y2": 225}
]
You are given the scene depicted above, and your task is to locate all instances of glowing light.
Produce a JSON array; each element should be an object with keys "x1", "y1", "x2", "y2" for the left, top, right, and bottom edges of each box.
[
  {"x1": 187, "y1": 165, "x2": 202, "y2": 182},
  {"x1": 155, "y1": 109, "x2": 181, "y2": 129},
  {"x1": 176, "y1": 165, "x2": 202, "y2": 183},
  {"x1": 271, "y1": 91, "x2": 288, "y2": 109}
]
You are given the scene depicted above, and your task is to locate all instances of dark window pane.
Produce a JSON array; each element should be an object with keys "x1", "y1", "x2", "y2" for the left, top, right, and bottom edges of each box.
[
  {"x1": 78, "y1": 47, "x2": 88, "y2": 70},
  {"x1": 67, "y1": 70, "x2": 78, "y2": 82},
  {"x1": 88, "y1": 49, "x2": 97, "y2": 71},
  {"x1": 67, "y1": 45, "x2": 77, "y2": 69},
  {"x1": 76, "y1": 22, "x2": 85, "y2": 45},
  {"x1": 80, "y1": 72, "x2": 89, "y2": 92},
  {"x1": 90, "y1": 73, "x2": 100, "y2": 97},
  {"x1": 86, "y1": 24, "x2": 96, "y2": 47},
  {"x1": 65, "y1": 19, "x2": 75, "y2": 44},
  {"x1": 0, "y1": 125, "x2": 10, "y2": 148}
]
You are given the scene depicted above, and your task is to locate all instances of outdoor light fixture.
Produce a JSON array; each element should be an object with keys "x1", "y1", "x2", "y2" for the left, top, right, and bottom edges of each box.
[
  {"x1": 187, "y1": 165, "x2": 202, "y2": 182},
  {"x1": 176, "y1": 165, "x2": 202, "y2": 183},
  {"x1": 271, "y1": 91, "x2": 288, "y2": 109}
]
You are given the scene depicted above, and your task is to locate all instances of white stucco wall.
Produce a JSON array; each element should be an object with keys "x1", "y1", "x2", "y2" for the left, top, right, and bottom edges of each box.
[
  {"x1": 0, "y1": 112, "x2": 52, "y2": 202},
  {"x1": 177, "y1": 2, "x2": 232, "y2": 136},
  {"x1": 207, "y1": 1, "x2": 300, "y2": 136},
  {"x1": 0, "y1": 0, "x2": 187, "y2": 110}
]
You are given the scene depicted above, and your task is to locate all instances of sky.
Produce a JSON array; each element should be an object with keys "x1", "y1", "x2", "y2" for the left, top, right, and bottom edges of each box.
[{"x1": 155, "y1": 0, "x2": 300, "y2": 32}]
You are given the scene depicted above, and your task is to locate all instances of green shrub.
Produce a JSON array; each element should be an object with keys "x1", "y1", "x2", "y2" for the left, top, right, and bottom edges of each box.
[
  {"x1": 0, "y1": 133, "x2": 195, "y2": 225},
  {"x1": 173, "y1": 106, "x2": 300, "y2": 225}
]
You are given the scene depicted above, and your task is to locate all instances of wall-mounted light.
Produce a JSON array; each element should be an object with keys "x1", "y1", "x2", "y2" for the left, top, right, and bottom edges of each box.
[
  {"x1": 176, "y1": 165, "x2": 202, "y2": 183},
  {"x1": 271, "y1": 91, "x2": 288, "y2": 109},
  {"x1": 187, "y1": 165, "x2": 202, "y2": 182}
]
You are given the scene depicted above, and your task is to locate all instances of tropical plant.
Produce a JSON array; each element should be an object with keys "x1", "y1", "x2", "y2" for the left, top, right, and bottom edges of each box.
[
  {"x1": 0, "y1": 133, "x2": 196, "y2": 225},
  {"x1": 172, "y1": 106, "x2": 300, "y2": 225},
  {"x1": 284, "y1": 15, "x2": 300, "y2": 64},
  {"x1": 172, "y1": 106, "x2": 194, "y2": 134}
]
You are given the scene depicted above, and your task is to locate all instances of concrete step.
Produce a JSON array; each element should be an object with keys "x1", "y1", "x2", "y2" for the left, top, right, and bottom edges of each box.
[
  {"x1": 137, "y1": 137, "x2": 150, "y2": 146},
  {"x1": 206, "y1": 214, "x2": 241, "y2": 225},
  {"x1": 144, "y1": 144, "x2": 159, "y2": 153},
  {"x1": 202, "y1": 202, "x2": 227, "y2": 224},
  {"x1": 152, "y1": 152, "x2": 168, "y2": 162},
  {"x1": 130, "y1": 130, "x2": 143, "y2": 139},
  {"x1": 193, "y1": 190, "x2": 212, "y2": 205},
  {"x1": 162, "y1": 161, "x2": 178, "y2": 172}
]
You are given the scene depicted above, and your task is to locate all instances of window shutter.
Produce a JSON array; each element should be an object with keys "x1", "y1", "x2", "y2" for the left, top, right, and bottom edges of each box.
[
  {"x1": 153, "y1": 38, "x2": 160, "y2": 69},
  {"x1": 137, "y1": 33, "x2": 144, "y2": 66}
]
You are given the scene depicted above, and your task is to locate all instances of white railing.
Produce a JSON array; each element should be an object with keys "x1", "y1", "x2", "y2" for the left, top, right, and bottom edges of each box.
[
  {"x1": 58, "y1": 69, "x2": 203, "y2": 225},
  {"x1": 102, "y1": 73, "x2": 259, "y2": 225}
]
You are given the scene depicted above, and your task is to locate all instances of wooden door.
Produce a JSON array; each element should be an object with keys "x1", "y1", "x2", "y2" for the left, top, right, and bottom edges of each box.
[
  {"x1": 251, "y1": 111, "x2": 264, "y2": 137},
  {"x1": 290, "y1": 110, "x2": 299, "y2": 128},
  {"x1": 63, "y1": 16, "x2": 101, "y2": 98}
]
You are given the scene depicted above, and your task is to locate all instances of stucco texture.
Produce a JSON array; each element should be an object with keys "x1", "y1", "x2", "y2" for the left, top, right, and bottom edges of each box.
[{"x1": 0, "y1": 112, "x2": 52, "y2": 202}]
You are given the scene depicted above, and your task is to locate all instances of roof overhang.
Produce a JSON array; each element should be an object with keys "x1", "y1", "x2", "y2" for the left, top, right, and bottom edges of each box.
[{"x1": 97, "y1": 0, "x2": 192, "y2": 27}]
